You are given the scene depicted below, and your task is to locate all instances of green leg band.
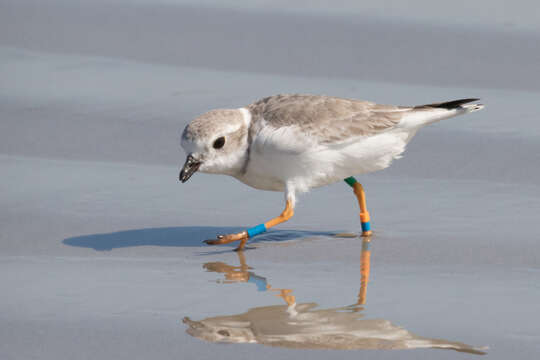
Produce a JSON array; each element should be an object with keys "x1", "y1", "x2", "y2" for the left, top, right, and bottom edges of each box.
[{"x1": 344, "y1": 176, "x2": 357, "y2": 187}]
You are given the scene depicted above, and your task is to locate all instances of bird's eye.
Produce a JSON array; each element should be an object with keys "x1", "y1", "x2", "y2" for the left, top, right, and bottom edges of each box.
[{"x1": 213, "y1": 136, "x2": 225, "y2": 149}]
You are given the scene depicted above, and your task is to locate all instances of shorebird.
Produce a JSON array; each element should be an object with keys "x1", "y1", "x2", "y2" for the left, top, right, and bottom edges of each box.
[{"x1": 179, "y1": 94, "x2": 484, "y2": 250}]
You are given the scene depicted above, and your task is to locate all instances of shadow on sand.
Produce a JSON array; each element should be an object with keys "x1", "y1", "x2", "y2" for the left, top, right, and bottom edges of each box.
[{"x1": 62, "y1": 226, "x2": 337, "y2": 251}]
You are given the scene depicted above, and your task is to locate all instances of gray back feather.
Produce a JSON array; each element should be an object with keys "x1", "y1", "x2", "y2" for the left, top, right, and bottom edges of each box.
[{"x1": 247, "y1": 94, "x2": 407, "y2": 144}]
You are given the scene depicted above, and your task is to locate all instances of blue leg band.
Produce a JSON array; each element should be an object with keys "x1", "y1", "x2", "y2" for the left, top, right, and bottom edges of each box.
[
  {"x1": 361, "y1": 221, "x2": 371, "y2": 233},
  {"x1": 247, "y1": 274, "x2": 268, "y2": 292},
  {"x1": 247, "y1": 223, "x2": 267, "y2": 238}
]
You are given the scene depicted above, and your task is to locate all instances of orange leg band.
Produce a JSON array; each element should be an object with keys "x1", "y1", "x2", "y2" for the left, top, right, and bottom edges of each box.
[{"x1": 353, "y1": 182, "x2": 373, "y2": 236}]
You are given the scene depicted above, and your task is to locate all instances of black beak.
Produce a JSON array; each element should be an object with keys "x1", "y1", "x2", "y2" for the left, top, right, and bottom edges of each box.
[{"x1": 179, "y1": 154, "x2": 201, "y2": 183}]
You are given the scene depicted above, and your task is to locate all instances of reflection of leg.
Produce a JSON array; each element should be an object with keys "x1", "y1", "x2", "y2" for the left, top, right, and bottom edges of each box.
[
  {"x1": 358, "y1": 236, "x2": 371, "y2": 305},
  {"x1": 236, "y1": 249, "x2": 248, "y2": 271},
  {"x1": 268, "y1": 288, "x2": 296, "y2": 306},
  {"x1": 203, "y1": 251, "x2": 252, "y2": 282},
  {"x1": 344, "y1": 177, "x2": 373, "y2": 236}
]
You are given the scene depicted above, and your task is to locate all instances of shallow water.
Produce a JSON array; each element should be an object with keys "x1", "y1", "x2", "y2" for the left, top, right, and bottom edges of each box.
[
  {"x1": 1, "y1": 1, "x2": 540, "y2": 359},
  {"x1": 185, "y1": 238, "x2": 486, "y2": 354}
]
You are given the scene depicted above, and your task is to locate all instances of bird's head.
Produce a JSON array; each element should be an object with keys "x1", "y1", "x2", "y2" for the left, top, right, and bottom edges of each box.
[{"x1": 179, "y1": 109, "x2": 250, "y2": 182}]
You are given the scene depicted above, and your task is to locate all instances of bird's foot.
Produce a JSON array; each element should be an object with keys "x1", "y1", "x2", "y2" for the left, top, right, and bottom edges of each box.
[{"x1": 204, "y1": 230, "x2": 249, "y2": 251}]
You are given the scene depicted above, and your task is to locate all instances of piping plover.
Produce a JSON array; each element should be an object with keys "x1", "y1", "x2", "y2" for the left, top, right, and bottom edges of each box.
[{"x1": 179, "y1": 94, "x2": 484, "y2": 250}]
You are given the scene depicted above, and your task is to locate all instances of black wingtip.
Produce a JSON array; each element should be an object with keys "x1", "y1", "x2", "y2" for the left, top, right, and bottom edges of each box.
[{"x1": 416, "y1": 98, "x2": 481, "y2": 110}]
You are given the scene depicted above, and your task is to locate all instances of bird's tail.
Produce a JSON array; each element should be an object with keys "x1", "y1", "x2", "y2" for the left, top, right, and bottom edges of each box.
[
  {"x1": 400, "y1": 98, "x2": 484, "y2": 128},
  {"x1": 415, "y1": 98, "x2": 485, "y2": 113}
]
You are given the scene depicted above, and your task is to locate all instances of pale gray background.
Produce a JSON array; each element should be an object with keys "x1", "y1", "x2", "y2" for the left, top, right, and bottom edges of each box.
[{"x1": 1, "y1": 1, "x2": 539, "y2": 359}]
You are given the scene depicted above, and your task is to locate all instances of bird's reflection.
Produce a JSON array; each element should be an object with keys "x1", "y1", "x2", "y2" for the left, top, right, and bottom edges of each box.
[{"x1": 184, "y1": 237, "x2": 485, "y2": 354}]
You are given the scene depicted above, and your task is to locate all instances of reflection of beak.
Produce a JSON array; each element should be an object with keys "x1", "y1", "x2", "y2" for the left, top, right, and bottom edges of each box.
[{"x1": 179, "y1": 154, "x2": 201, "y2": 183}]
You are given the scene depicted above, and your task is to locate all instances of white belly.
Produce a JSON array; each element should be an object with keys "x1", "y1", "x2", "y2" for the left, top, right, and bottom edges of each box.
[{"x1": 235, "y1": 128, "x2": 415, "y2": 193}]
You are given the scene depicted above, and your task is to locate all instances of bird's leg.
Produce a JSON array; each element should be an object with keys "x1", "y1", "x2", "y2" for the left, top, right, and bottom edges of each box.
[
  {"x1": 344, "y1": 177, "x2": 373, "y2": 236},
  {"x1": 263, "y1": 199, "x2": 295, "y2": 229},
  {"x1": 205, "y1": 198, "x2": 295, "y2": 251},
  {"x1": 204, "y1": 231, "x2": 249, "y2": 250},
  {"x1": 354, "y1": 182, "x2": 373, "y2": 236}
]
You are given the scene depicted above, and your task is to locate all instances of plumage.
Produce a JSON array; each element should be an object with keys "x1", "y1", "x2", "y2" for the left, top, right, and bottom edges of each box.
[
  {"x1": 227, "y1": 94, "x2": 480, "y2": 196},
  {"x1": 181, "y1": 93, "x2": 485, "y2": 198},
  {"x1": 247, "y1": 94, "x2": 405, "y2": 143},
  {"x1": 179, "y1": 93, "x2": 484, "y2": 249}
]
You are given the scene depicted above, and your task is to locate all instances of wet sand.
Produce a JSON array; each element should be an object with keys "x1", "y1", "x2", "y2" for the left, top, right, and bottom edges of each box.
[{"x1": 1, "y1": 1, "x2": 540, "y2": 359}]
